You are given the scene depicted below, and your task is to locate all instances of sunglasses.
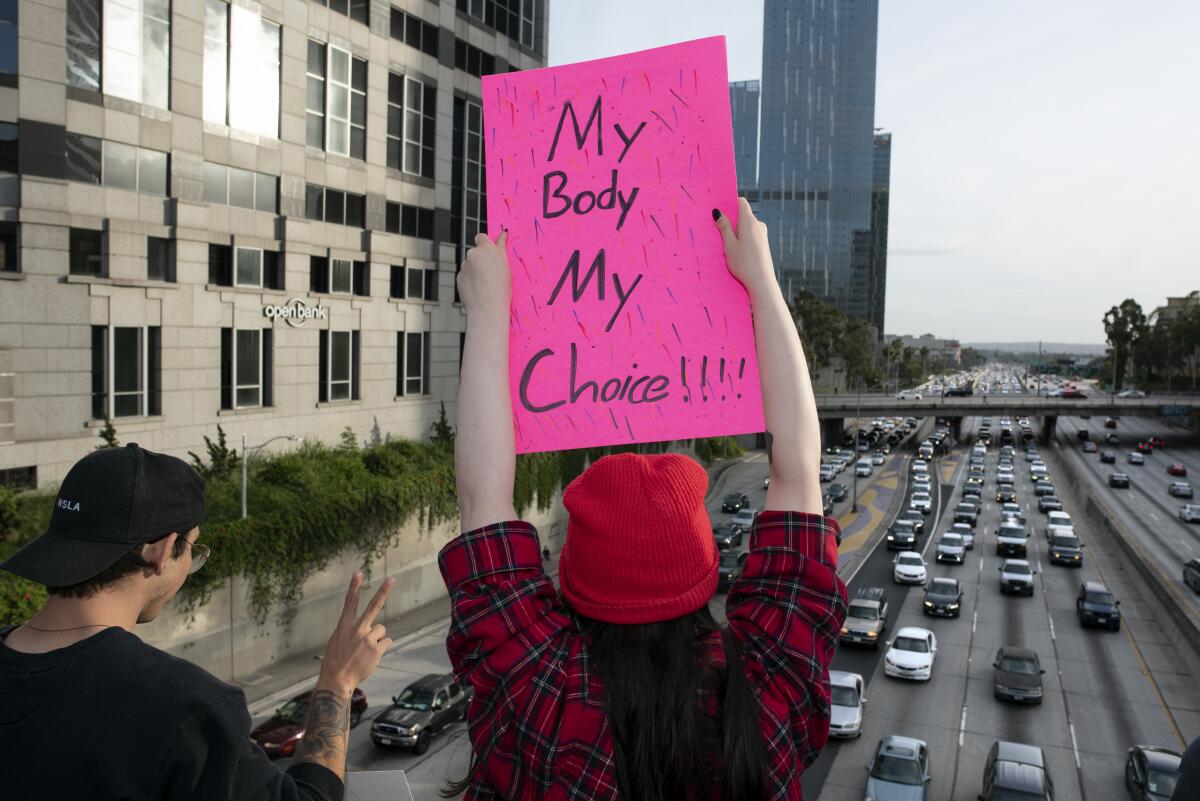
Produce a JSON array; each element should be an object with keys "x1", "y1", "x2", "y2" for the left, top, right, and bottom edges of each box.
[{"x1": 183, "y1": 540, "x2": 211, "y2": 574}]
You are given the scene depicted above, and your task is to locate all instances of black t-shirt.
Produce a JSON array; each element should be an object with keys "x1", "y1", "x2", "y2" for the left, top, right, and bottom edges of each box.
[{"x1": 0, "y1": 625, "x2": 342, "y2": 801}]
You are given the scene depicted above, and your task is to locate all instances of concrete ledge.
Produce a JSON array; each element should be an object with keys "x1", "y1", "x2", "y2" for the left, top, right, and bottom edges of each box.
[{"x1": 1052, "y1": 443, "x2": 1200, "y2": 662}]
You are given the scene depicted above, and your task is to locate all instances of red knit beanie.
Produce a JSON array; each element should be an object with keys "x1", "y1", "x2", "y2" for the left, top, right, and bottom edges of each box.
[{"x1": 560, "y1": 452, "x2": 718, "y2": 624}]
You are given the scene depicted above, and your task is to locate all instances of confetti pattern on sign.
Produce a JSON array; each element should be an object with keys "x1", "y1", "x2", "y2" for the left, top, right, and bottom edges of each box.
[{"x1": 482, "y1": 37, "x2": 762, "y2": 452}]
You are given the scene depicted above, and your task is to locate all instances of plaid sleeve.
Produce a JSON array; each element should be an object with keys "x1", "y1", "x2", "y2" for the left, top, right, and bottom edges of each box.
[{"x1": 724, "y1": 511, "x2": 848, "y2": 783}]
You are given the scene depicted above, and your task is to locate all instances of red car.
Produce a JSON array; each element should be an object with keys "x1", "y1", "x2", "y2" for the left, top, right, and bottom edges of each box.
[
  {"x1": 251, "y1": 687, "x2": 368, "y2": 758},
  {"x1": 1137, "y1": 441, "x2": 1154, "y2": 454},
  {"x1": 1150, "y1": 437, "x2": 1166, "y2": 449},
  {"x1": 1168, "y1": 463, "x2": 1188, "y2": 477},
  {"x1": 1061, "y1": 389, "x2": 1088, "y2": 399}
]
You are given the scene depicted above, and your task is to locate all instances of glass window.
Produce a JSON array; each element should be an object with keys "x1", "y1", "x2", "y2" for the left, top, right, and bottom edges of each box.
[
  {"x1": 235, "y1": 247, "x2": 262, "y2": 287},
  {"x1": 520, "y1": 0, "x2": 535, "y2": 49},
  {"x1": 329, "y1": 331, "x2": 351, "y2": 401},
  {"x1": 69, "y1": 228, "x2": 104, "y2": 276},
  {"x1": 406, "y1": 266, "x2": 423, "y2": 299},
  {"x1": 305, "y1": 184, "x2": 324, "y2": 220},
  {"x1": 203, "y1": 0, "x2": 228, "y2": 123},
  {"x1": 138, "y1": 148, "x2": 167, "y2": 195},
  {"x1": 228, "y1": 167, "x2": 255, "y2": 209},
  {"x1": 0, "y1": 222, "x2": 17, "y2": 273},
  {"x1": 0, "y1": 122, "x2": 14, "y2": 174},
  {"x1": 105, "y1": 142, "x2": 138, "y2": 190},
  {"x1": 345, "y1": 192, "x2": 364, "y2": 228},
  {"x1": 0, "y1": 0, "x2": 16, "y2": 75},
  {"x1": 67, "y1": 0, "x2": 102, "y2": 90},
  {"x1": 147, "y1": 236, "x2": 173, "y2": 281},
  {"x1": 203, "y1": 162, "x2": 228, "y2": 204},
  {"x1": 350, "y1": 58, "x2": 366, "y2": 160},
  {"x1": 235, "y1": 329, "x2": 261, "y2": 407},
  {"x1": 306, "y1": 40, "x2": 326, "y2": 149},
  {"x1": 102, "y1": 0, "x2": 170, "y2": 108},
  {"x1": 331, "y1": 258, "x2": 352, "y2": 293},
  {"x1": 228, "y1": 5, "x2": 280, "y2": 137},
  {"x1": 66, "y1": 133, "x2": 103, "y2": 185},
  {"x1": 401, "y1": 78, "x2": 436, "y2": 178},
  {"x1": 387, "y1": 72, "x2": 404, "y2": 171},
  {"x1": 325, "y1": 189, "x2": 345, "y2": 225},
  {"x1": 404, "y1": 331, "x2": 424, "y2": 395},
  {"x1": 327, "y1": 46, "x2": 351, "y2": 156},
  {"x1": 112, "y1": 326, "x2": 144, "y2": 417},
  {"x1": 255, "y1": 173, "x2": 277, "y2": 213}
]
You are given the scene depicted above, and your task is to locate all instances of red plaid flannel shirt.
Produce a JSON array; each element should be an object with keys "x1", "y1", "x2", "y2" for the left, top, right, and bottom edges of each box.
[{"x1": 438, "y1": 511, "x2": 847, "y2": 800}]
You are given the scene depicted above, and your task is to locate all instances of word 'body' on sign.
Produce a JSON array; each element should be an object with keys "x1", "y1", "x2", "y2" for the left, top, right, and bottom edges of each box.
[{"x1": 482, "y1": 36, "x2": 763, "y2": 453}]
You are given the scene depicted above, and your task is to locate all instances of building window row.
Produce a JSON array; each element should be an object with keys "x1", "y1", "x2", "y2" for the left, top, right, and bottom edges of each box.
[
  {"x1": 203, "y1": 0, "x2": 281, "y2": 138},
  {"x1": 305, "y1": 184, "x2": 366, "y2": 228},
  {"x1": 91, "y1": 324, "x2": 161, "y2": 418},
  {"x1": 458, "y1": 0, "x2": 537, "y2": 52},
  {"x1": 65, "y1": 133, "x2": 168, "y2": 196},
  {"x1": 310, "y1": 256, "x2": 368, "y2": 296},
  {"x1": 67, "y1": 0, "x2": 170, "y2": 108},
  {"x1": 312, "y1": 0, "x2": 368, "y2": 27},
  {"x1": 454, "y1": 40, "x2": 496, "y2": 79},
  {"x1": 387, "y1": 73, "x2": 436, "y2": 178},
  {"x1": 390, "y1": 7, "x2": 439, "y2": 57},
  {"x1": 451, "y1": 98, "x2": 486, "y2": 268},
  {"x1": 384, "y1": 202, "x2": 435, "y2": 241},
  {"x1": 208, "y1": 244, "x2": 284, "y2": 290},
  {"x1": 307, "y1": 40, "x2": 367, "y2": 159},
  {"x1": 390, "y1": 262, "x2": 438, "y2": 302},
  {"x1": 203, "y1": 162, "x2": 279, "y2": 213}
]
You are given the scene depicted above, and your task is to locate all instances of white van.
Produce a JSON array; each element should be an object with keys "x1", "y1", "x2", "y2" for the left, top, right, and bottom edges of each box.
[{"x1": 856, "y1": 459, "x2": 873, "y2": 478}]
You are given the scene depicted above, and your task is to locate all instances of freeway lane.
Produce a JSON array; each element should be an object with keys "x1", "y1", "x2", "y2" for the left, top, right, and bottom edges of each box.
[{"x1": 812, "y1": 416, "x2": 1196, "y2": 801}]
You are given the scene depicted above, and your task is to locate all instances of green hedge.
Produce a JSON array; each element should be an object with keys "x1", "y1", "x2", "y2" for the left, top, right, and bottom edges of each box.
[{"x1": 0, "y1": 435, "x2": 742, "y2": 626}]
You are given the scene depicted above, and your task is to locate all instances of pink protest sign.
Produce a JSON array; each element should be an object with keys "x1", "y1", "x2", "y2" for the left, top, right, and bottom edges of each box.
[{"x1": 483, "y1": 36, "x2": 763, "y2": 452}]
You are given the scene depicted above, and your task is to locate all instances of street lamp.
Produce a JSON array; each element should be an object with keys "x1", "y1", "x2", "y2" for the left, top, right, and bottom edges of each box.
[{"x1": 241, "y1": 434, "x2": 303, "y2": 519}]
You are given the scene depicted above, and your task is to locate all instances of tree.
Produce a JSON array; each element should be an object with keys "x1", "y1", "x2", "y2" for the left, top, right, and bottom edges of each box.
[
  {"x1": 430, "y1": 402, "x2": 455, "y2": 450},
  {"x1": 1102, "y1": 299, "x2": 1147, "y2": 390},
  {"x1": 96, "y1": 417, "x2": 119, "y2": 449},
  {"x1": 187, "y1": 425, "x2": 240, "y2": 480},
  {"x1": 338, "y1": 426, "x2": 358, "y2": 452},
  {"x1": 791, "y1": 291, "x2": 845, "y2": 375},
  {"x1": 842, "y1": 318, "x2": 877, "y2": 388}
]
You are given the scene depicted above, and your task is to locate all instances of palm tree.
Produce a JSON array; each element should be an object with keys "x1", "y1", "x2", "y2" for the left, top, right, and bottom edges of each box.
[{"x1": 1102, "y1": 299, "x2": 1147, "y2": 391}]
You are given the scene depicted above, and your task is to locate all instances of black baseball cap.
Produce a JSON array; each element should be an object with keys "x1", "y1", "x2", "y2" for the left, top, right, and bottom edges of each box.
[{"x1": 1, "y1": 443, "x2": 206, "y2": 587}]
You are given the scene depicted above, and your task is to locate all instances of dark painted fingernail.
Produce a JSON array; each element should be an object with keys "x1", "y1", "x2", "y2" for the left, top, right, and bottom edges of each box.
[{"x1": 711, "y1": 208, "x2": 721, "y2": 221}]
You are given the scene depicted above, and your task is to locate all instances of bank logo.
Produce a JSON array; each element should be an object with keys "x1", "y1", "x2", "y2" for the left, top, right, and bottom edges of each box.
[{"x1": 263, "y1": 298, "x2": 329, "y2": 328}]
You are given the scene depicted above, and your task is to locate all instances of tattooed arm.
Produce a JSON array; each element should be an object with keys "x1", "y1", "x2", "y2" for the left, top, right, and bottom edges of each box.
[
  {"x1": 715, "y1": 200, "x2": 822, "y2": 515},
  {"x1": 293, "y1": 688, "x2": 352, "y2": 779}
]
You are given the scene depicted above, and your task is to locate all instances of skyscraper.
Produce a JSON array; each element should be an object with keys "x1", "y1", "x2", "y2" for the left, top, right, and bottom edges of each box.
[
  {"x1": 867, "y1": 131, "x2": 891, "y2": 335},
  {"x1": 729, "y1": 79, "x2": 761, "y2": 190},
  {"x1": 744, "y1": 0, "x2": 881, "y2": 319}
]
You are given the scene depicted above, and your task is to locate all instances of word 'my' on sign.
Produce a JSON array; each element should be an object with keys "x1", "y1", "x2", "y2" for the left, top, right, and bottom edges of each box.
[{"x1": 482, "y1": 36, "x2": 763, "y2": 452}]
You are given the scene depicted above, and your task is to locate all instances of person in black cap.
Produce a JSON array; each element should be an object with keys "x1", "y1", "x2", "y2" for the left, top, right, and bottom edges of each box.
[{"x1": 0, "y1": 443, "x2": 395, "y2": 801}]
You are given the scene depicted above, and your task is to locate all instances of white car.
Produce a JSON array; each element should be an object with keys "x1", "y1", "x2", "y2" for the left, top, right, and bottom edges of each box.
[
  {"x1": 856, "y1": 459, "x2": 873, "y2": 478},
  {"x1": 884, "y1": 627, "x2": 937, "y2": 681},
  {"x1": 999, "y1": 558, "x2": 1037, "y2": 596},
  {"x1": 893, "y1": 551, "x2": 928, "y2": 585},
  {"x1": 896, "y1": 389, "x2": 923, "y2": 400},
  {"x1": 1128, "y1": 452, "x2": 1145, "y2": 465},
  {"x1": 1180, "y1": 504, "x2": 1200, "y2": 523},
  {"x1": 909, "y1": 492, "x2": 933, "y2": 515},
  {"x1": 912, "y1": 479, "x2": 932, "y2": 495},
  {"x1": 1117, "y1": 389, "x2": 1146, "y2": 398},
  {"x1": 936, "y1": 533, "x2": 966, "y2": 564},
  {"x1": 1044, "y1": 511, "x2": 1073, "y2": 538},
  {"x1": 872, "y1": 452, "x2": 886, "y2": 466},
  {"x1": 949, "y1": 522, "x2": 975, "y2": 549},
  {"x1": 730, "y1": 508, "x2": 757, "y2": 531},
  {"x1": 999, "y1": 503, "x2": 1026, "y2": 525},
  {"x1": 911, "y1": 460, "x2": 929, "y2": 475},
  {"x1": 828, "y1": 670, "x2": 866, "y2": 739}
]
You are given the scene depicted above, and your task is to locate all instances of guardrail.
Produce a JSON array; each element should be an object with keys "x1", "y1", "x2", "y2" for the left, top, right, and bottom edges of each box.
[{"x1": 812, "y1": 394, "x2": 1200, "y2": 420}]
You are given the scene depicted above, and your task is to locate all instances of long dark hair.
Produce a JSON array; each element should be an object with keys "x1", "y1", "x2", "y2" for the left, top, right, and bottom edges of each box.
[{"x1": 442, "y1": 604, "x2": 768, "y2": 800}]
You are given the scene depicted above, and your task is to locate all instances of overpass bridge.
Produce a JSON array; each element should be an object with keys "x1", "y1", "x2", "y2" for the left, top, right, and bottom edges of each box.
[{"x1": 814, "y1": 394, "x2": 1199, "y2": 445}]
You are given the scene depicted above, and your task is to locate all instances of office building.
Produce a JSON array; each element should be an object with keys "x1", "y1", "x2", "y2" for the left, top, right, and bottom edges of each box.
[
  {"x1": 741, "y1": 0, "x2": 881, "y2": 319},
  {"x1": 0, "y1": 0, "x2": 548, "y2": 489},
  {"x1": 867, "y1": 131, "x2": 890, "y2": 334},
  {"x1": 729, "y1": 79, "x2": 760, "y2": 190}
]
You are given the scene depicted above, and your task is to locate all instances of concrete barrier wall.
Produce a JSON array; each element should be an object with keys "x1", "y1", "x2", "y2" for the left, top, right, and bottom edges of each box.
[
  {"x1": 1053, "y1": 446, "x2": 1200, "y2": 661},
  {"x1": 135, "y1": 491, "x2": 569, "y2": 684}
]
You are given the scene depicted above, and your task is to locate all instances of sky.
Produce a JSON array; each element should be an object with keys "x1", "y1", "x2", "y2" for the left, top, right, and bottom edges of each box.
[{"x1": 548, "y1": 1, "x2": 1200, "y2": 344}]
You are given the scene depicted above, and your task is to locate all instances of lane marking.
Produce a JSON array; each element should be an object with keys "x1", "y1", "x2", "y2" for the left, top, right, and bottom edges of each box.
[
  {"x1": 1048, "y1": 615, "x2": 1056, "y2": 642},
  {"x1": 972, "y1": 610, "x2": 977, "y2": 633},
  {"x1": 1068, "y1": 723, "x2": 1081, "y2": 768},
  {"x1": 958, "y1": 704, "x2": 968, "y2": 747}
]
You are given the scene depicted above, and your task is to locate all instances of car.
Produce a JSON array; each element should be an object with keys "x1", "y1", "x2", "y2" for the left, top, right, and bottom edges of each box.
[
  {"x1": 1184, "y1": 558, "x2": 1200, "y2": 592},
  {"x1": 911, "y1": 459, "x2": 929, "y2": 475},
  {"x1": 1169, "y1": 482, "x2": 1194, "y2": 499},
  {"x1": 1124, "y1": 745, "x2": 1182, "y2": 801},
  {"x1": 840, "y1": 586, "x2": 889, "y2": 648},
  {"x1": 923, "y1": 577, "x2": 963, "y2": 616},
  {"x1": 872, "y1": 452, "x2": 886, "y2": 466},
  {"x1": 996, "y1": 521, "x2": 1029, "y2": 557},
  {"x1": 1118, "y1": 389, "x2": 1147, "y2": 398},
  {"x1": 1150, "y1": 437, "x2": 1166, "y2": 449},
  {"x1": 1128, "y1": 452, "x2": 1146, "y2": 465},
  {"x1": 898, "y1": 508, "x2": 926, "y2": 536},
  {"x1": 1105, "y1": 416, "x2": 1118, "y2": 428},
  {"x1": 1024, "y1": 450, "x2": 1040, "y2": 462},
  {"x1": 884, "y1": 627, "x2": 937, "y2": 680},
  {"x1": 730, "y1": 508, "x2": 758, "y2": 531},
  {"x1": 913, "y1": 477, "x2": 933, "y2": 493},
  {"x1": 996, "y1": 471, "x2": 1015, "y2": 487},
  {"x1": 1038, "y1": 495, "x2": 1062, "y2": 513},
  {"x1": 1061, "y1": 389, "x2": 1087, "y2": 399},
  {"x1": 857, "y1": 459, "x2": 874, "y2": 477},
  {"x1": 829, "y1": 483, "x2": 848, "y2": 503},
  {"x1": 1043, "y1": 510, "x2": 1072, "y2": 534},
  {"x1": 950, "y1": 522, "x2": 976, "y2": 549},
  {"x1": 979, "y1": 741, "x2": 1054, "y2": 801},
  {"x1": 1082, "y1": 441, "x2": 1098, "y2": 453},
  {"x1": 1033, "y1": 480, "x2": 1055, "y2": 497},
  {"x1": 1048, "y1": 531, "x2": 1084, "y2": 566},
  {"x1": 1167, "y1": 463, "x2": 1187, "y2": 477},
  {"x1": 992, "y1": 647, "x2": 1045, "y2": 703},
  {"x1": 713, "y1": 524, "x2": 743, "y2": 550},
  {"x1": 909, "y1": 491, "x2": 932, "y2": 515},
  {"x1": 716, "y1": 550, "x2": 748, "y2": 590},
  {"x1": 823, "y1": 493, "x2": 834, "y2": 516},
  {"x1": 893, "y1": 551, "x2": 928, "y2": 585},
  {"x1": 828, "y1": 671, "x2": 866, "y2": 739},
  {"x1": 371, "y1": 674, "x2": 471, "y2": 753},
  {"x1": 887, "y1": 519, "x2": 919, "y2": 551},
  {"x1": 1138, "y1": 441, "x2": 1154, "y2": 454},
  {"x1": 865, "y1": 735, "x2": 930, "y2": 801},
  {"x1": 954, "y1": 502, "x2": 980, "y2": 527},
  {"x1": 1110, "y1": 472, "x2": 1131, "y2": 488},
  {"x1": 962, "y1": 483, "x2": 982, "y2": 500},
  {"x1": 996, "y1": 487, "x2": 1017, "y2": 504},
  {"x1": 721, "y1": 492, "x2": 750, "y2": 512},
  {"x1": 1181, "y1": 505, "x2": 1200, "y2": 524},
  {"x1": 1077, "y1": 580, "x2": 1121, "y2": 630},
  {"x1": 253, "y1": 687, "x2": 369, "y2": 758},
  {"x1": 999, "y1": 559, "x2": 1036, "y2": 595},
  {"x1": 1076, "y1": 428, "x2": 1091, "y2": 442},
  {"x1": 1106, "y1": 432, "x2": 1121, "y2": 445},
  {"x1": 896, "y1": 389, "x2": 923, "y2": 400},
  {"x1": 935, "y1": 533, "x2": 967, "y2": 565},
  {"x1": 999, "y1": 503, "x2": 1026, "y2": 525},
  {"x1": 763, "y1": 476, "x2": 770, "y2": 489},
  {"x1": 819, "y1": 464, "x2": 836, "y2": 482},
  {"x1": 1100, "y1": 449, "x2": 1117, "y2": 463}
]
